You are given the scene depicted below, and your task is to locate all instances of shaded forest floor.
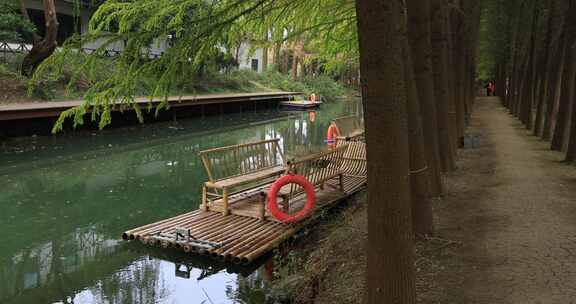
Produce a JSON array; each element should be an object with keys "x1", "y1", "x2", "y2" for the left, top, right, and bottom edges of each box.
[{"x1": 275, "y1": 97, "x2": 576, "y2": 303}]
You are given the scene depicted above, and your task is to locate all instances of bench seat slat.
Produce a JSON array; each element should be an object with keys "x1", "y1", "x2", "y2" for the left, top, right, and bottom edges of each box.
[{"x1": 206, "y1": 165, "x2": 285, "y2": 189}]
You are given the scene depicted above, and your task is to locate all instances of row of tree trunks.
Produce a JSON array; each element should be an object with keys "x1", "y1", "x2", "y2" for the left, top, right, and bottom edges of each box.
[
  {"x1": 406, "y1": 0, "x2": 443, "y2": 197},
  {"x1": 356, "y1": 0, "x2": 482, "y2": 302},
  {"x1": 497, "y1": 0, "x2": 576, "y2": 162}
]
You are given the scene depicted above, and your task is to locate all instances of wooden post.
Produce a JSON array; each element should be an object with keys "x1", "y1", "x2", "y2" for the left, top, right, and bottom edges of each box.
[
  {"x1": 201, "y1": 185, "x2": 208, "y2": 211},
  {"x1": 222, "y1": 188, "x2": 230, "y2": 216},
  {"x1": 258, "y1": 193, "x2": 266, "y2": 221},
  {"x1": 282, "y1": 195, "x2": 289, "y2": 213}
]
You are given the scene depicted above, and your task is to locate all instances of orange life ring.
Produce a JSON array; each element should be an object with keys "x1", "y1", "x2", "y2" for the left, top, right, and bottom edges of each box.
[
  {"x1": 268, "y1": 175, "x2": 316, "y2": 223},
  {"x1": 326, "y1": 124, "x2": 340, "y2": 148}
]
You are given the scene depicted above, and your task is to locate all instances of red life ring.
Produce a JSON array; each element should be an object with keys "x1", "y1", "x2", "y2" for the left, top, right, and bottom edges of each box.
[
  {"x1": 326, "y1": 124, "x2": 340, "y2": 148},
  {"x1": 268, "y1": 175, "x2": 316, "y2": 223}
]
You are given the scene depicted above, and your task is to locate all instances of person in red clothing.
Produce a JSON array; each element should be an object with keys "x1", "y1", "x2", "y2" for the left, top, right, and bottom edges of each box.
[{"x1": 487, "y1": 80, "x2": 495, "y2": 96}]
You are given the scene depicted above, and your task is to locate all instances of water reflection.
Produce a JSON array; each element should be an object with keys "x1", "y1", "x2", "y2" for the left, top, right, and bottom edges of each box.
[{"x1": 0, "y1": 100, "x2": 361, "y2": 303}]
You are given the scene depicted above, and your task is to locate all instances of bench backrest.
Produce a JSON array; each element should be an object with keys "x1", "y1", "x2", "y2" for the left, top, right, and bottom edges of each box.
[
  {"x1": 199, "y1": 139, "x2": 284, "y2": 182},
  {"x1": 337, "y1": 139, "x2": 367, "y2": 177},
  {"x1": 333, "y1": 115, "x2": 364, "y2": 138},
  {"x1": 286, "y1": 144, "x2": 348, "y2": 187}
]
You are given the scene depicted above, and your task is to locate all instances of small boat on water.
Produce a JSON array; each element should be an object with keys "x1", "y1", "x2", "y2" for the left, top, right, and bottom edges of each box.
[{"x1": 281, "y1": 94, "x2": 322, "y2": 109}]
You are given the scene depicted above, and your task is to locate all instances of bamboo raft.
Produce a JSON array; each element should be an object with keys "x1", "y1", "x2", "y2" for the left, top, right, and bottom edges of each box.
[{"x1": 122, "y1": 119, "x2": 366, "y2": 265}]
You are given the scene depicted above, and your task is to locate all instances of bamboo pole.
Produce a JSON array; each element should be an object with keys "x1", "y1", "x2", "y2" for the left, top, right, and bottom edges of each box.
[{"x1": 122, "y1": 210, "x2": 200, "y2": 239}]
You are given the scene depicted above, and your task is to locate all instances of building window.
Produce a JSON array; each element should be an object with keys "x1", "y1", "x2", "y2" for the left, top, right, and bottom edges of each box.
[{"x1": 251, "y1": 59, "x2": 259, "y2": 72}]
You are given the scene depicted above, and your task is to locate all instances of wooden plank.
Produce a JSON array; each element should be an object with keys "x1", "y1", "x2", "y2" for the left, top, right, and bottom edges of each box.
[{"x1": 206, "y1": 166, "x2": 285, "y2": 189}]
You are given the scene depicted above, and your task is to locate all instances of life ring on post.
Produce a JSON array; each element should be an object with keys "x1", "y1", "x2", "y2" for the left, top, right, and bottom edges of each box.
[
  {"x1": 326, "y1": 123, "x2": 340, "y2": 148},
  {"x1": 268, "y1": 175, "x2": 316, "y2": 223}
]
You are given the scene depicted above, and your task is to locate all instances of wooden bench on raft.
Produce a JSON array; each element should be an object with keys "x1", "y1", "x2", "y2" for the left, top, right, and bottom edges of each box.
[
  {"x1": 250, "y1": 144, "x2": 348, "y2": 221},
  {"x1": 331, "y1": 115, "x2": 367, "y2": 178},
  {"x1": 279, "y1": 144, "x2": 348, "y2": 209},
  {"x1": 199, "y1": 139, "x2": 285, "y2": 216},
  {"x1": 199, "y1": 139, "x2": 348, "y2": 221}
]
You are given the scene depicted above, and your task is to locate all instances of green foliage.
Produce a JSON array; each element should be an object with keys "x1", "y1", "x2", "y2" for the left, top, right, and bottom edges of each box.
[
  {"x1": 478, "y1": 0, "x2": 546, "y2": 80},
  {"x1": 33, "y1": 0, "x2": 357, "y2": 132},
  {"x1": 0, "y1": 0, "x2": 36, "y2": 42},
  {"x1": 223, "y1": 69, "x2": 349, "y2": 100}
]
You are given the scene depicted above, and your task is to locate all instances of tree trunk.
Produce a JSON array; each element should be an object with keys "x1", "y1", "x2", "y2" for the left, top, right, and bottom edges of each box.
[
  {"x1": 21, "y1": 0, "x2": 59, "y2": 77},
  {"x1": 282, "y1": 50, "x2": 289, "y2": 74},
  {"x1": 533, "y1": 0, "x2": 556, "y2": 136},
  {"x1": 443, "y1": 9, "x2": 459, "y2": 153},
  {"x1": 355, "y1": 0, "x2": 416, "y2": 302},
  {"x1": 272, "y1": 42, "x2": 281, "y2": 71},
  {"x1": 262, "y1": 47, "x2": 268, "y2": 72},
  {"x1": 542, "y1": 36, "x2": 566, "y2": 140},
  {"x1": 566, "y1": 76, "x2": 576, "y2": 161},
  {"x1": 558, "y1": 0, "x2": 576, "y2": 154},
  {"x1": 551, "y1": 20, "x2": 576, "y2": 151},
  {"x1": 404, "y1": 40, "x2": 434, "y2": 237},
  {"x1": 519, "y1": 4, "x2": 539, "y2": 130},
  {"x1": 430, "y1": 0, "x2": 456, "y2": 172},
  {"x1": 291, "y1": 53, "x2": 298, "y2": 79},
  {"x1": 406, "y1": 0, "x2": 443, "y2": 196},
  {"x1": 450, "y1": 5, "x2": 466, "y2": 142}
]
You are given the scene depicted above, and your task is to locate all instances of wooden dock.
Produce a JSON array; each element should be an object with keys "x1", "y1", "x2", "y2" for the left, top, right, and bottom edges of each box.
[
  {"x1": 122, "y1": 175, "x2": 365, "y2": 264},
  {"x1": 0, "y1": 91, "x2": 298, "y2": 121},
  {"x1": 0, "y1": 91, "x2": 299, "y2": 137},
  {"x1": 122, "y1": 133, "x2": 367, "y2": 265}
]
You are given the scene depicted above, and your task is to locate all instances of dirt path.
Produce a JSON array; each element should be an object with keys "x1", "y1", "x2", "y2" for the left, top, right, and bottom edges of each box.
[{"x1": 433, "y1": 97, "x2": 576, "y2": 303}]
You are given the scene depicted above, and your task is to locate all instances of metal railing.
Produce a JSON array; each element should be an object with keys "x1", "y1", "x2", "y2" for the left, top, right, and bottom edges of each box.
[{"x1": 0, "y1": 41, "x2": 163, "y2": 60}]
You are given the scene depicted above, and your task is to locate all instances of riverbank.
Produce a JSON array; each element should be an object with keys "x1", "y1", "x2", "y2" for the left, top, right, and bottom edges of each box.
[
  {"x1": 268, "y1": 192, "x2": 459, "y2": 303},
  {"x1": 0, "y1": 63, "x2": 352, "y2": 105}
]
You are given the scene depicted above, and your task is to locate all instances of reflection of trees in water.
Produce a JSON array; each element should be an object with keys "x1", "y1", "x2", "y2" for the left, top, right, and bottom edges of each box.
[
  {"x1": 0, "y1": 226, "x2": 123, "y2": 303},
  {"x1": 88, "y1": 259, "x2": 168, "y2": 304},
  {"x1": 226, "y1": 268, "x2": 272, "y2": 304}
]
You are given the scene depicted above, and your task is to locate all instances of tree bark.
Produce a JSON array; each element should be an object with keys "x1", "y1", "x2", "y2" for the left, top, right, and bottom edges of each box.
[
  {"x1": 443, "y1": 8, "x2": 459, "y2": 153},
  {"x1": 533, "y1": 0, "x2": 556, "y2": 136},
  {"x1": 551, "y1": 16, "x2": 576, "y2": 151},
  {"x1": 404, "y1": 40, "x2": 434, "y2": 237},
  {"x1": 272, "y1": 42, "x2": 281, "y2": 71},
  {"x1": 566, "y1": 75, "x2": 576, "y2": 161},
  {"x1": 406, "y1": 0, "x2": 443, "y2": 196},
  {"x1": 291, "y1": 55, "x2": 298, "y2": 79},
  {"x1": 557, "y1": 0, "x2": 576, "y2": 155},
  {"x1": 262, "y1": 47, "x2": 268, "y2": 72},
  {"x1": 449, "y1": 5, "x2": 466, "y2": 143},
  {"x1": 542, "y1": 35, "x2": 566, "y2": 140},
  {"x1": 21, "y1": 0, "x2": 59, "y2": 77},
  {"x1": 356, "y1": 0, "x2": 416, "y2": 302},
  {"x1": 430, "y1": 0, "x2": 456, "y2": 172}
]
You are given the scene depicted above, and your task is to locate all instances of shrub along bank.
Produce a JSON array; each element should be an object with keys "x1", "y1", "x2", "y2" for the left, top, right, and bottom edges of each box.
[{"x1": 0, "y1": 57, "x2": 352, "y2": 104}]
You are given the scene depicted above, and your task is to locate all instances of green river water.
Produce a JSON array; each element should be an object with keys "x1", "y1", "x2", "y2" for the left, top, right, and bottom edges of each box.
[{"x1": 0, "y1": 100, "x2": 361, "y2": 304}]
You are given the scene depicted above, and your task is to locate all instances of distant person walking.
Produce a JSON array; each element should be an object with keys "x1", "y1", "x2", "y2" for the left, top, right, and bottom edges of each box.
[{"x1": 486, "y1": 80, "x2": 495, "y2": 96}]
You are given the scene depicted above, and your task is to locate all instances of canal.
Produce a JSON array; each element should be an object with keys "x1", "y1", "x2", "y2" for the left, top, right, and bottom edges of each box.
[{"x1": 0, "y1": 100, "x2": 362, "y2": 304}]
